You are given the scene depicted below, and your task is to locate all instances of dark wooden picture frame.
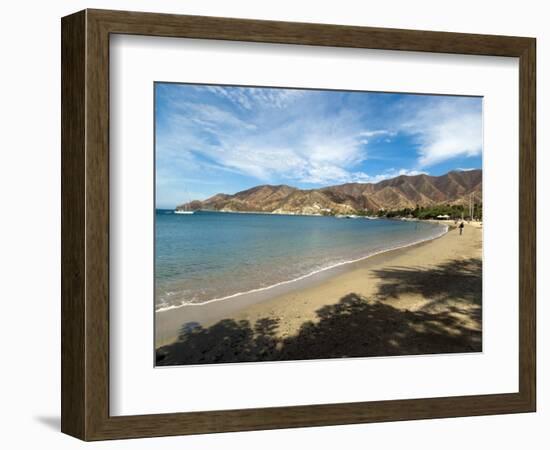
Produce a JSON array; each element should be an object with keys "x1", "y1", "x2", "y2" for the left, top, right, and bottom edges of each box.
[{"x1": 61, "y1": 9, "x2": 536, "y2": 441}]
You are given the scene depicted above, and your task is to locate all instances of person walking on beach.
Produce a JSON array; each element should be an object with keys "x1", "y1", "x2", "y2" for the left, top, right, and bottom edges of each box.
[{"x1": 459, "y1": 221, "x2": 464, "y2": 235}]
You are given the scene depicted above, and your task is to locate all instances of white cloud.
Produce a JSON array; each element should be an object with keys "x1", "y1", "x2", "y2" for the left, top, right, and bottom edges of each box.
[
  {"x1": 204, "y1": 86, "x2": 254, "y2": 110},
  {"x1": 181, "y1": 102, "x2": 257, "y2": 131},
  {"x1": 248, "y1": 88, "x2": 306, "y2": 109},
  {"x1": 356, "y1": 129, "x2": 395, "y2": 147},
  {"x1": 298, "y1": 163, "x2": 353, "y2": 184},
  {"x1": 159, "y1": 91, "x2": 385, "y2": 185},
  {"x1": 358, "y1": 130, "x2": 395, "y2": 138},
  {"x1": 347, "y1": 168, "x2": 428, "y2": 184},
  {"x1": 209, "y1": 130, "x2": 370, "y2": 185},
  {"x1": 157, "y1": 85, "x2": 480, "y2": 198},
  {"x1": 204, "y1": 85, "x2": 305, "y2": 110},
  {"x1": 400, "y1": 98, "x2": 482, "y2": 167},
  {"x1": 161, "y1": 97, "x2": 423, "y2": 186},
  {"x1": 215, "y1": 145, "x2": 307, "y2": 181}
]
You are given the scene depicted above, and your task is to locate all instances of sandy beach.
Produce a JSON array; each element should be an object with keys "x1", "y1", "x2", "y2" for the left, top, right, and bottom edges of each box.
[{"x1": 156, "y1": 221, "x2": 482, "y2": 365}]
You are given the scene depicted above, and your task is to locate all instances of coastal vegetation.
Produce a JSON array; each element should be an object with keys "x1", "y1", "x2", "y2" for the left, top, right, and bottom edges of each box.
[{"x1": 377, "y1": 203, "x2": 482, "y2": 220}]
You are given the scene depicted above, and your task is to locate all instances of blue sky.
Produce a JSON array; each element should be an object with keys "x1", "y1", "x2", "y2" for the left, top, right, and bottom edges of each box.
[{"x1": 155, "y1": 83, "x2": 482, "y2": 209}]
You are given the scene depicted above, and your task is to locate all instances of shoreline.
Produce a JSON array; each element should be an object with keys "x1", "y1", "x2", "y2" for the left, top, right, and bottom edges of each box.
[
  {"x1": 156, "y1": 222, "x2": 482, "y2": 363},
  {"x1": 156, "y1": 223, "x2": 448, "y2": 312},
  {"x1": 155, "y1": 222, "x2": 473, "y2": 348}
]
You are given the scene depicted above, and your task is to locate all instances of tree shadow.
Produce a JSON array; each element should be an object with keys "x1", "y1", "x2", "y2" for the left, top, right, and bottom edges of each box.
[
  {"x1": 371, "y1": 257, "x2": 482, "y2": 327},
  {"x1": 156, "y1": 258, "x2": 482, "y2": 366},
  {"x1": 373, "y1": 258, "x2": 481, "y2": 303}
]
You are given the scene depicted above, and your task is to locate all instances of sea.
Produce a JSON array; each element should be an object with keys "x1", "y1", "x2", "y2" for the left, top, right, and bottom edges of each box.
[{"x1": 155, "y1": 210, "x2": 446, "y2": 311}]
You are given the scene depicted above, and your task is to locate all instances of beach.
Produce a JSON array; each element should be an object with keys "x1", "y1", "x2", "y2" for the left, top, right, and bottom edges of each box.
[{"x1": 156, "y1": 221, "x2": 482, "y2": 365}]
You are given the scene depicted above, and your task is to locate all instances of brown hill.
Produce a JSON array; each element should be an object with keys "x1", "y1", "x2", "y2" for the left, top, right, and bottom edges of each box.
[{"x1": 176, "y1": 170, "x2": 482, "y2": 215}]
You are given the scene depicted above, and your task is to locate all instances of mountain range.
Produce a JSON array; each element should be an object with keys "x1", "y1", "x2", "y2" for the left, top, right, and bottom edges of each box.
[{"x1": 177, "y1": 169, "x2": 482, "y2": 215}]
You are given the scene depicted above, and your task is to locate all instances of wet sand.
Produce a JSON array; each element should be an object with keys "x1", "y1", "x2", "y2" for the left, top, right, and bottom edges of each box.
[{"x1": 156, "y1": 222, "x2": 482, "y2": 365}]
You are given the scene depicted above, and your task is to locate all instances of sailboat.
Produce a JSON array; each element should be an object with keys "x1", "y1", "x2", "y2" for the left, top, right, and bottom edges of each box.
[
  {"x1": 174, "y1": 189, "x2": 195, "y2": 214},
  {"x1": 174, "y1": 207, "x2": 194, "y2": 215}
]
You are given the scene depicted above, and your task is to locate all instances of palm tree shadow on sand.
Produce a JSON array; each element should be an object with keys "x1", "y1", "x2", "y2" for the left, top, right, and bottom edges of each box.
[{"x1": 156, "y1": 258, "x2": 482, "y2": 366}]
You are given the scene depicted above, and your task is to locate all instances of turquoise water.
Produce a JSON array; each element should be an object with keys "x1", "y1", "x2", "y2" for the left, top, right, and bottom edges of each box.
[{"x1": 155, "y1": 210, "x2": 446, "y2": 310}]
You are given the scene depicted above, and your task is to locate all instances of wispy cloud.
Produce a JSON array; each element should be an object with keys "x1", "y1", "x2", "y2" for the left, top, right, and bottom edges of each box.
[
  {"x1": 155, "y1": 84, "x2": 482, "y2": 206},
  {"x1": 203, "y1": 85, "x2": 305, "y2": 110},
  {"x1": 157, "y1": 86, "x2": 395, "y2": 186},
  {"x1": 397, "y1": 97, "x2": 482, "y2": 168}
]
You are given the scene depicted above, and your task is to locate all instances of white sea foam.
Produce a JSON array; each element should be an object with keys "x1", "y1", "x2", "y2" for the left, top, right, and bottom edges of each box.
[{"x1": 155, "y1": 224, "x2": 448, "y2": 312}]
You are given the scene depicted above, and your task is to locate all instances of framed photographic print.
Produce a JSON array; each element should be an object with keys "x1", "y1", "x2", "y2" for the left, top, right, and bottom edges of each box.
[{"x1": 61, "y1": 9, "x2": 536, "y2": 440}]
